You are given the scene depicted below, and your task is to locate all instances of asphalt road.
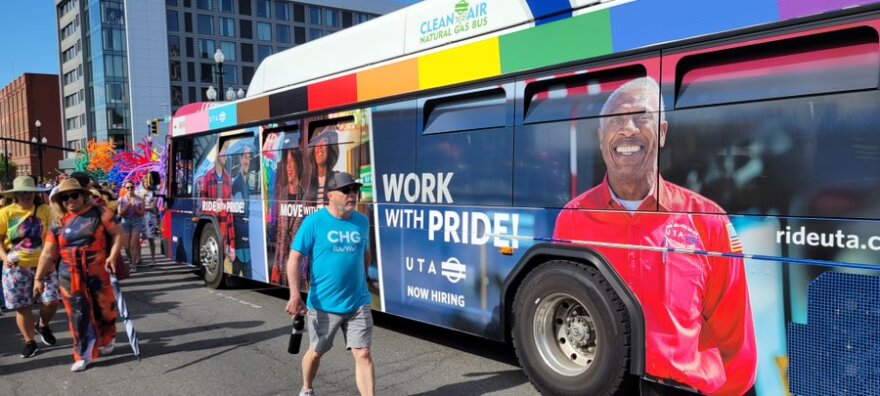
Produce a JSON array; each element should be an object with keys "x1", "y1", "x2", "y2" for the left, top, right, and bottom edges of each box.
[{"x1": 0, "y1": 251, "x2": 538, "y2": 395}]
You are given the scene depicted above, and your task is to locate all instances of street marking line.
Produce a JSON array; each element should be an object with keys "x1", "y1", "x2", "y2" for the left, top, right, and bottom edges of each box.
[{"x1": 207, "y1": 290, "x2": 263, "y2": 309}]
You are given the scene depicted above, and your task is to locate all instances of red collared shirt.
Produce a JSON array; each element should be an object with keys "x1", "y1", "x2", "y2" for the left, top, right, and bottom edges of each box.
[{"x1": 553, "y1": 177, "x2": 756, "y2": 396}]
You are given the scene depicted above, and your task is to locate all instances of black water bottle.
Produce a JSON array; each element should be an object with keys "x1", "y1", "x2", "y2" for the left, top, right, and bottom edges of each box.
[{"x1": 288, "y1": 315, "x2": 304, "y2": 354}]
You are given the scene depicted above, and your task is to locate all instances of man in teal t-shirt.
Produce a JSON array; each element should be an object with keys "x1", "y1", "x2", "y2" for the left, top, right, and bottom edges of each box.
[{"x1": 285, "y1": 172, "x2": 373, "y2": 396}]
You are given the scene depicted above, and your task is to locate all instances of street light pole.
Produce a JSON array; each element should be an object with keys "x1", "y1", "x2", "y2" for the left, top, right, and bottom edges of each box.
[
  {"x1": 32, "y1": 120, "x2": 47, "y2": 182},
  {"x1": 2, "y1": 139, "x2": 8, "y2": 188},
  {"x1": 213, "y1": 48, "x2": 225, "y2": 101}
]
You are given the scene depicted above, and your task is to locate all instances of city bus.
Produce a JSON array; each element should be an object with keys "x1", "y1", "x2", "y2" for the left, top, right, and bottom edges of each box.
[{"x1": 164, "y1": 0, "x2": 880, "y2": 394}]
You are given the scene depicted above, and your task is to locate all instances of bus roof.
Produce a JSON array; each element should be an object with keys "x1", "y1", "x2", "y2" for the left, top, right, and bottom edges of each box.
[{"x1": 173, "y1": 0, "x2": 880, "y2": 136}]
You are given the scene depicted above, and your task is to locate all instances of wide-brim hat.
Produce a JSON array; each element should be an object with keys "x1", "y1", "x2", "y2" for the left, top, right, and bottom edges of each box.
[
  {"x1": 0, "y1": 176, "x2": 49, "y2": 197},
  {"x1": 51, "y1": 178, "x2": 89, "y2": 203}
]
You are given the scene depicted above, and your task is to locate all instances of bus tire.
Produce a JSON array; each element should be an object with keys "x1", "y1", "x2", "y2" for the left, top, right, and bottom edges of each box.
[
  {"x1": 199, "y1": 223, "x2": 225, "y2": 289},
  {"x1": 512, "y1": 260, "x2": 630, "y2": 396}
]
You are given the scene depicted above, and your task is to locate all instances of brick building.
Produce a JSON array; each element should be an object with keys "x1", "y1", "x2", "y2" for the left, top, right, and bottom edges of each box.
[{"x1": 0, "y1": 73, "x2": 64, "y2": 184}]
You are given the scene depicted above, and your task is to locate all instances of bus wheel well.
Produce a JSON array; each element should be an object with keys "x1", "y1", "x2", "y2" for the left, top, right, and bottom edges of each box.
[
  {"x1": 503, "y1": 252, "x2": 595, "y2": 343},
  {"x1": 192, "y1": 219, "x2": 214, "y2": 268}
]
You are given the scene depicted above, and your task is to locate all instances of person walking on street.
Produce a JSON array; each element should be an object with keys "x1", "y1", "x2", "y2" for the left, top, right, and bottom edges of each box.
[
  {"x1": 139, "y1": 183, "x2": 160, "y2": 266},
  {"x1": 0, "y1": 176, "x2": 59, "y2": 358},
  {"x1": 117, "y1": 181, "x2": 144, "y2": 272},
  {"x1": 34, "y1": 179, "x2": 124, "y2": 372},
  {"x1": 285, "y1": 173, "x2": 374, "y2": 396}
]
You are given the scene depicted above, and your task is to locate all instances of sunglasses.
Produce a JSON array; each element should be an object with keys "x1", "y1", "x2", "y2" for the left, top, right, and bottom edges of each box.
[
  {"x1": 337, "y1": 186, "x2": 360, "y2": 195},
  {"x1": 59, "y1": 192, "x2": 82, "y2": 202},
  {"x1": 125, "y1": 186, "x2": 134, "y2": 190}
]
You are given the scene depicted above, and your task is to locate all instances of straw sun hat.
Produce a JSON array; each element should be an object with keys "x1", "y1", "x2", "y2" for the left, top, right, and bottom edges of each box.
[
  {"x1": 50, "y1": 178, "x2": 89, "y2": 204},
  {"x1": 0, "y1": 176, "x2": 49, "y2": 197}
]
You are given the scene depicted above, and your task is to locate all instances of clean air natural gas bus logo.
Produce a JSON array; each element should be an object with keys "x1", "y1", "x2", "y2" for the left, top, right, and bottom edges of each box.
[{"x1": 419, "y1": 0, "x2": 489, "y2": 45}]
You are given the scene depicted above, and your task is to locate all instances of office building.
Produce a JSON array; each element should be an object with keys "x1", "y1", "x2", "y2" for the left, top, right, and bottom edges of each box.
[
  {"x1": 55, "y1": 0, "x2": 404, "y2": 168},
  {"x1": 0, "y1": 73, "x2": 64, "y2": 183}
]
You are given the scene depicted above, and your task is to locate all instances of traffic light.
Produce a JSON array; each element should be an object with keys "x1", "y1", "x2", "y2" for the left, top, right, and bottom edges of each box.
[{"x1": 150, "y1": 118, "x2": 160, "y2": 135}]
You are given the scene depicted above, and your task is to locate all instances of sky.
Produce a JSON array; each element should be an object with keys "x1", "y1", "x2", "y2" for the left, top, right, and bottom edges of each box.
[{"x1": 0, "y1": 0, "x2": 422, "y2": 90}]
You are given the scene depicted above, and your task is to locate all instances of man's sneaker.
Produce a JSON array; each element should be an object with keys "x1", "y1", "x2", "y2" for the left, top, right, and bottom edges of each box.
[
  {"x1": 299, "y1": 389, "x2": 315, "y2": 396},
  {"x1": 99, "y1": 342, "x2": 115, "y2": 356},
  {"x1": 70, "y1": 360, "x2": 88, "y2": 372},
  {"x1": 20, "y1": 341, "x2": 38, "y2": 358},
  {"x1": 35, "y1": 323, "x2": 57, "y2": 346}
]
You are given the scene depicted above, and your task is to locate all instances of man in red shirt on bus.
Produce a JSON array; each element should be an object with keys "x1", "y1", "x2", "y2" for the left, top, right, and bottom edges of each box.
[
  {"x1": 553, "y1": 77, "x2": 756, "y2": 396},
  {"x1": 200, "y1": 146, "x2": 235, "y2": 263}
]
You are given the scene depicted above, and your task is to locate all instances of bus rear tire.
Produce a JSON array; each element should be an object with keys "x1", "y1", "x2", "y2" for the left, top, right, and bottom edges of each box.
[
  {"x1": 512, "y1": 260, "x2": 630, "y2": 395},
  {"x1": 199, "y1": 223, "x2": 225, "y2": 289}
]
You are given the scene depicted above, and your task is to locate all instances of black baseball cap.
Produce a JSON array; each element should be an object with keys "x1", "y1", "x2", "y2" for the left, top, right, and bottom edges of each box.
[{"x1": 326, "y1": 172, "x2": 362, "y2": 191}]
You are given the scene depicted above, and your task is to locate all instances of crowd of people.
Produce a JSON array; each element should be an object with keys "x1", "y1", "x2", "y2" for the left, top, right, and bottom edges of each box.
[{"x1": 1, "y1": 171, "x2": 161, "y2": 373}]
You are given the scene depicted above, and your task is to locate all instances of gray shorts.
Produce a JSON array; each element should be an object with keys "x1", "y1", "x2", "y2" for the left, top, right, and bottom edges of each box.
[
  {"x1": 121, "y1": 217, "x2": 143, "y2": 234},
  {"x1": 307, "y1": 304, "x2": 372, "y2": 355}
]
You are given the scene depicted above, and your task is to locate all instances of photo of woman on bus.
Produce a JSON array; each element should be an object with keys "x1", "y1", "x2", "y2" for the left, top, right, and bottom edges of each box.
[
  {"x1": 303, "y1": 128, "x2": 340, "y2": 206},
  {"x1": 271, "y1": 149, "x2": 308, "y2": 286}
]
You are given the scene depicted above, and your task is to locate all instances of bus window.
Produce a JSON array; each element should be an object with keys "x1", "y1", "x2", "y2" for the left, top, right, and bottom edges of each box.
[
  {"x1": 422, "y1": 86, "x2": 510, "y2": 135},
  {"x1": 522, "y1": 64, "x2": 646, "y2": 124},
  {"x1": 675, "y1": 27, "x2": 880, "y2": 108},
  {"x1": 172, "y1": 137, "x2": 194, "y2": 197}
]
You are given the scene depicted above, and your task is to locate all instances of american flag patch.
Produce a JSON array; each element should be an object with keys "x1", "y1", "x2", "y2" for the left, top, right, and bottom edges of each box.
[{"x1": 727, "y1": 223, "x2": 743, "y2": 253}]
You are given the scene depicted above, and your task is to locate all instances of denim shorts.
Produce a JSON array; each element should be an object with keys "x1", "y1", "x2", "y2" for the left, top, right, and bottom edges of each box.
[
  {"x1": 121, "y1": 217, "x2": 143, "y2": 234},
  {"x1": 307, "y1": 304, "x2": 373, "y2": 355},
  {"x1": 2, "y1": 266, "x2": 60, "y2": 310}
]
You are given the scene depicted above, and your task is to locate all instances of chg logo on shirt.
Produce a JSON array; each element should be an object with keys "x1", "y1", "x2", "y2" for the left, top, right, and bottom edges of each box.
[{"x1": 327, "y1": 230, "x2": 361, "y2": 253}]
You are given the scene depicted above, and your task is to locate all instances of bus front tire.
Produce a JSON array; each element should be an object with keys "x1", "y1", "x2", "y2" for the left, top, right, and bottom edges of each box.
[
  {"x1": 512, "y1": 260, "x2": 631, "y2": 396},
  {"x1": 199, "y1": 224, "x2": 225, "y2": 289}
]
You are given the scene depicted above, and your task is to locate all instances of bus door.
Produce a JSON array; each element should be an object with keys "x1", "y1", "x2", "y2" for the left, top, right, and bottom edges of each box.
[{"x1": 217, "y1": 132, "x2": 264, "y2": 281}]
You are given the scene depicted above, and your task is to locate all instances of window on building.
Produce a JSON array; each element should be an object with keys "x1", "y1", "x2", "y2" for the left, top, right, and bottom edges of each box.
[
  {"x1": 309, "y1": 6, "x2": 321, "y2": 25},
  {"x1": 171, "y1": 86, "x2": 183, "y2": 106},
  {"x1": 105, "y1": 55, "x2": 127, "y2": 77},
  {"x1": 183, "y1": 0, "x2": 191, "y2": 7},
  {"x1": 357, "y1": 13, "x2": 369, "y2": 24},
  {"x1": 276, "y1": 24, "x2": 290, "y2": 43},
  {"x1": 224, "y1": 65, "x2": 238, "y2": 85},
  {"x1": 293, "y1": 4, "x2": 304, "y2": 22},
  {"x1": 324, "y1": 9, "x2": 337, "y2": 27},
  {"x1": 185, "y1": 37, "x2": 195, "y2": 57},
  {"x1": 102, "y1": 2, "x2": 124, "y2": 24},
  {"x1": 184, "y1": 12, "x2": 193, "y2": 32},
  {"x1": 294, "y1": 26, "x2": 305, "y2": 44},
  {"x1": 170, "y1": 61, "x2": 182, "y2": 81},
  {"x1": 168, "y1": 35, "x2": 181, "y2": 57},
  {"x1": 167, "y1": 0, "x2": 178, "y2": 6},
  {"x1": 103, "y1": 28, "x2": 125, "y2": 51},
  {"x1": 257, "y1": 22, "x2": 271, "y2": 40},
  {"x1": 220, "y1": 41, "x2": 236, "y2": 61},
  {"x1": 198, "y1": 14, "x2": 214, "y2": 34},
  {"x1": 199, "y1": 39, "x2": 215, "y2": 59},
  {"x1": 240, "y1": 19, "x2": 252, "y2": 39},
  {"x1": 220, "y1": 0, "x2": 233, "y2": 12},
  {"x1": 167, "y1": 10, "x2": 179, "y2": 31},
  {"x1": 197, "y1": 0, "x2": 212, "y2": 11},
  {"x1": 242, "y1": 66, "x2": 254, "y2": 85},
  {"x1": 188, "y1": 86, "x2": 197, "y2": 103},
  {"x1": 275, "y1": 1, "x2": 289, "y2": 20},
  {"x1": 187, "y1": 62, "x2": 196, "y2": 82},
  {"x1": 220, "y1": 17, "x2": 235, "y2": 37},
  {"x1": 257, "y1": 0, "x2": 270, "y2": 17},
  {"x1": 238, "y1": 0, "x2": 251, "y2": 15},
  {"x1": 342, "y1": 11, "x2": 352, "y2": 28},
  {"x1": 241, "y1": 43, "x2": 253, "y2": 62},
  {"x1": 107, "y1": 82, "x2": 125, "y2": 103},
  {"x1": 201, "y1": 63, "x2": 214, "y2": 83},
  {"x1": 257, "y1": 45, "x2": 272, "y2": 63},
  {"x1": 309, "y1": 28, "x2": 321, "y2": 41}
]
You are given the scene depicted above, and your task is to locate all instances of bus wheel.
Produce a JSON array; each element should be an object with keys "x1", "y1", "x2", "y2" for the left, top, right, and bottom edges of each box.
[
  {"x1": 199, "y1": 224, "x2": 225, "y2": 289},
  {"x1": 512, "y1": 260, "x2": 630, "y2": 395}
]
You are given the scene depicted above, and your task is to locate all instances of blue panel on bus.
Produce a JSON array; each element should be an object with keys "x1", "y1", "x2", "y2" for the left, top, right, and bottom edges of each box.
[
  {"x1": 788, "y1": 272, "x2": 880, "y2": 396},
  {"x1": 523, "y1": 0, "x2": 572, "y2": 25},
  {"x1": 372, "y1": 100, "x2": 418, "y2": 141},
  {"x1": 609, "y1": 0, "x2": 778, "y2": 52}
]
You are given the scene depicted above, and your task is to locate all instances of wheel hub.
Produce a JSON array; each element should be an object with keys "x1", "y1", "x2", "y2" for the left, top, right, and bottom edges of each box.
[
  {"x1": 532, "y1": 292, "x2": 600, "y2": 377},
  {"x1": 566, "y1": 317, "x2": 593, "y2": 348}
]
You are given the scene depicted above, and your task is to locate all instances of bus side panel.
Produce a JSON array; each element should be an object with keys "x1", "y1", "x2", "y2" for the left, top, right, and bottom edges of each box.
[{"x1": 169, "y1": 197, "x2": 196, "y2": 264}]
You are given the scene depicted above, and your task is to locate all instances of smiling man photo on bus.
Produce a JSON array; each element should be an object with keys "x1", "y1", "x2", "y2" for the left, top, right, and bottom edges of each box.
[
  {"x1": 199, "y1": 144, "x2": 236, "y2": 265},
  {"x1": 552, "y1": 77, "x2": 757, "y2": 396},
  {"x1": 285, "y1": 172, "x2": 373, "y2": 396}
]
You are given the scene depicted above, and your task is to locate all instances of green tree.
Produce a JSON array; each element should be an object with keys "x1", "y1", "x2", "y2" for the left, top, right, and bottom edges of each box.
[{"x1": 0, "y1": 153, "x2": 16, "y2": 188}]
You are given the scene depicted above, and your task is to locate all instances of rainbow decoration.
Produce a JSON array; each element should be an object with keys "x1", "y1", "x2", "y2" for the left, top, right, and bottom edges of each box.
[{"x1": 72, "y1": 137, "x2": 164, "y2": 189}]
